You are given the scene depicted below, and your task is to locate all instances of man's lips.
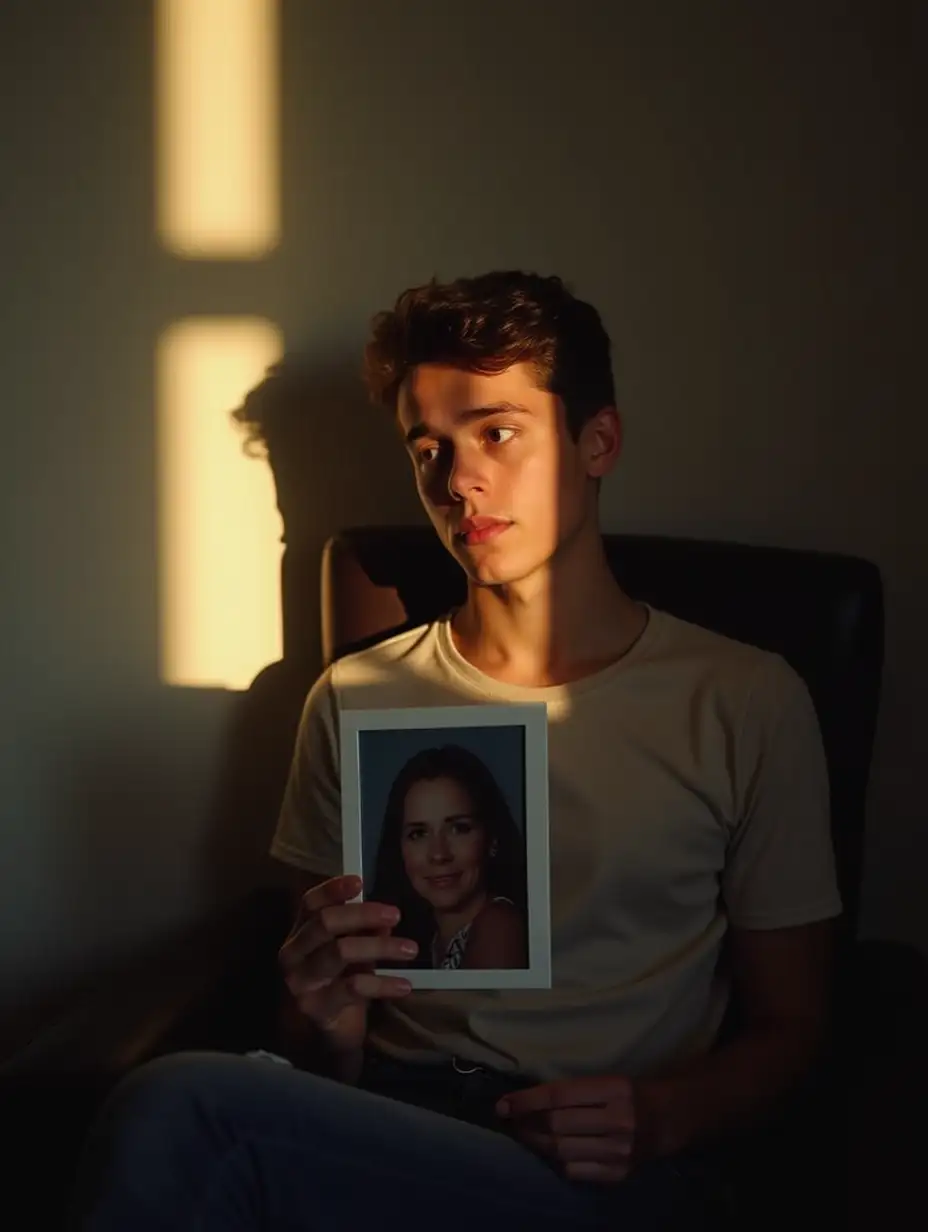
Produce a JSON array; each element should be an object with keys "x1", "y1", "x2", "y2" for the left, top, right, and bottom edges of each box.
[{"x1": 455, "y1": 517, "x2": 511, "y2": 546}]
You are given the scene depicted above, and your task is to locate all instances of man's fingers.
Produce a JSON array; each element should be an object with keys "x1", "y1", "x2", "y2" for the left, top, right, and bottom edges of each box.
[
  {"x1": 499, "y1": 1077, "x2": 631, "y2": 1120},
  {"x1": 519, "y1": 1132, "x2": 633, "y2": 1166},
  {"x1": 542, "y1": 1106, "x2": 624, "y2": 1137},
  {"x1": 347, "y1": 971, "x2": 413, "y2": 1000},
  {"x1": 281, "y1": 879, "x2": 417, "y2": 1029},
  {"x1": 294, "y1": 965, "x2": 412, "y2": 1025},
  {"x1": 302, "y1": 970, "x2": 410, "y2": 1027},
  {"x1": 564, "y1": 1161, "x2": 631, "y2": 1185},
  {"x1": 325, "y1": 934, "x2": 418, "y2": 974},
  {"x1": 296, "y1": 970, "x2": 366, "y2": 1027},
  {"x1": 285, "y1": 934, "x2": 418, "y2": 996},
  {"x1": 280, "y1": 901, "x2": 401, "y2": 972},
  {"x1": 499, "y1": 1079, "x2": 637, "y2": 1188},
  {"x1": 319, "y1": 901, "x2": 401, "y2": 939},
  {"x1": 297, "y1": 875, "x2": 363, "y2": 922}
]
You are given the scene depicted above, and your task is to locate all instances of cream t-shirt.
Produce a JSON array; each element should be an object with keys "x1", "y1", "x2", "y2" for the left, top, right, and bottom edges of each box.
[{"x1": 271, "y1": 608, "x2": 841, "y2": 1081}]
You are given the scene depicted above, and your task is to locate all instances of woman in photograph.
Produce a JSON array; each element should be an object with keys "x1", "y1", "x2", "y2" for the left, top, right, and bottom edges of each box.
[{"x1": 371, "y1": 744, "x2": 527, "y2": 970}]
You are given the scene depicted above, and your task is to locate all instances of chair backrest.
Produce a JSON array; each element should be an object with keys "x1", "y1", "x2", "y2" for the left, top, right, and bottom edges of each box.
[{"x1": 318, "y1": 526, "x2": 884, "y2": 937}]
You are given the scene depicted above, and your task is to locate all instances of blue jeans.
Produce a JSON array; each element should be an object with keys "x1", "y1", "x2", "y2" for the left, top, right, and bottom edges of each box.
[{"x1": 70, "y1": 1050, "x2": 727, "y2": 1230}]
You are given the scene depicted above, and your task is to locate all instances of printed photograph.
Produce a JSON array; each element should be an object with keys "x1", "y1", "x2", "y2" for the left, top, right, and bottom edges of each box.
[{"x1": 340, "y1": 704, "x2": 551, "y2": 989}]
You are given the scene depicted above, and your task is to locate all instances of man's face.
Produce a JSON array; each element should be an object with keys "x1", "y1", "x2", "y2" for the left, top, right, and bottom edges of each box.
[{"x1": 397, "y1": 363, "x2": 604, "y2": 587}]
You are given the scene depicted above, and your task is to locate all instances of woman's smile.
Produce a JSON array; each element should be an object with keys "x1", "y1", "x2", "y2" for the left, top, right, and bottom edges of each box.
[{"x1": 426, "y1": 871, "x2": 463, "y2": 890}]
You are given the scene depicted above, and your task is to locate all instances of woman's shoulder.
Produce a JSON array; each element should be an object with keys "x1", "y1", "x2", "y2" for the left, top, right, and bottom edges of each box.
[
  {"x1": 488, "y1": 895, "x2": 517, "y2": 912},
  {"x1": 463, "y1": 897, "x2": 526, "y2": 968},
  {"x1": 472, "y1": 897, "x2": 523, "y2": 935}
]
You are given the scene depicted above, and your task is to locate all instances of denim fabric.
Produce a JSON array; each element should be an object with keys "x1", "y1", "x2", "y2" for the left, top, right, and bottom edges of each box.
[{"x1": 71, "y1": 1050, "x2": 724, "y2": 1231}]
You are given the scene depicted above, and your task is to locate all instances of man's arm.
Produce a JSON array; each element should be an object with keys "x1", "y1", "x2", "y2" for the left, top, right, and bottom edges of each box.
[
  {"x1": 636, "y1": 918, "x2": 837, "y2": 1159},
  {"x1": 273, "y1": 864, "x2": 332, "y2": 1068}
]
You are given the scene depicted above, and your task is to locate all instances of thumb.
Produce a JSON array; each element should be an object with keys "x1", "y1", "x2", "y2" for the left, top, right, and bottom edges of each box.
[{"x1": 315, "y1": 972, "x2": 368, "y2": 1030}]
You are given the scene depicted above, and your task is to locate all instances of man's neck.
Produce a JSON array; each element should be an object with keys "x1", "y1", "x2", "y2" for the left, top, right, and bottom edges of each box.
[{"x1": 450, "y1": 530, "x2": 648, "y2": 688}]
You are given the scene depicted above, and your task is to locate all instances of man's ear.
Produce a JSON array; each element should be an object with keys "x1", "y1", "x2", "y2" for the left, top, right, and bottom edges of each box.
[{"x1": 582, "y1": 406, "x2": 622, "y2": 479}]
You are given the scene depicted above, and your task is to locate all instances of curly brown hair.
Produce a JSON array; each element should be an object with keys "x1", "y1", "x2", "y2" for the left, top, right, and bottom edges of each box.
[{"x1": 362, "y1": 271, "x2": 616, "y2": 439}]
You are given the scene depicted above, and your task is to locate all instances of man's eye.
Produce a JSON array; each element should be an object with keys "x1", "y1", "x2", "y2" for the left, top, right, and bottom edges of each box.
[
  {"x1": 416, "y1": 445, "x2": 440, "y2": 465},
  {"x1": 485, "y1": 426, "x2": 517, "y2": 446}
]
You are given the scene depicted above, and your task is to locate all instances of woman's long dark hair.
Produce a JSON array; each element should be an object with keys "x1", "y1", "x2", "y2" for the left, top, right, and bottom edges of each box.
[{"x1": 370, "y1": 744, "x2": 526, "y2": 968}]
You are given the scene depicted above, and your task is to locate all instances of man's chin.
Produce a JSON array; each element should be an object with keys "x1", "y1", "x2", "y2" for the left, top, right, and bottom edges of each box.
[
  {"x1": 458, "y1": 559, "x2": 527, "y2": 588},
  {"x1": 450, "y1": 547, "x2": 506, "y2": 583},
  {"x1": 446, "y1": 536, "x2": 537, "y2": 588}
]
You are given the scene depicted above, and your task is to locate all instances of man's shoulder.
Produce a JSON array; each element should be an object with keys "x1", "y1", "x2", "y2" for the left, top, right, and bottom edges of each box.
[
  {"x1": 325, "y1": 620, "x2": 449, "y2": 708},
  {"x1": 647, "y1": 607, "x2": 802, "y2": 708},
  {"x1": 330, "y1": 620, "x2": 438, "y2": 680},
  {"x1": 653, "y1": 607, "x2": 771, "y2": 664}
]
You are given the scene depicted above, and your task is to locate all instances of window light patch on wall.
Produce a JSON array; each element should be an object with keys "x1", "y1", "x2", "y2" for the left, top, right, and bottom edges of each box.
[
  {"x1": 156, "y1": 0, "x2": 279, "y2": 258},
  {"x1": 157, "y1": 317, "x2": 283, "y2": 689}
]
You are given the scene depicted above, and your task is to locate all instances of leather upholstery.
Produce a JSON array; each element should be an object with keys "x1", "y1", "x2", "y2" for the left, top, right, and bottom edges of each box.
[{"x1": 320, "y1": 526, "x2": 884, "y2": 937}]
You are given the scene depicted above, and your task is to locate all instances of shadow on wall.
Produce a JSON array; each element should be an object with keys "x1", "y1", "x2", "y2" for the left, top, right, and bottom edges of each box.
[{"x1": 197, "y1": 353, "x2": 426, "y2": 903}]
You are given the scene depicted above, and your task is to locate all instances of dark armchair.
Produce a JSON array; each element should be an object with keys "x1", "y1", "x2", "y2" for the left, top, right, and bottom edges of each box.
[{"x1": 3, "y1": 527, "x2": 926, "y2": 1228}]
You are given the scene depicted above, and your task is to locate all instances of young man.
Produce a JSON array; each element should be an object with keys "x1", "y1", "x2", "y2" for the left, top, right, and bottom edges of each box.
[{"x1": 74, "y1": 272, "x2": 841, "y2": 1230}]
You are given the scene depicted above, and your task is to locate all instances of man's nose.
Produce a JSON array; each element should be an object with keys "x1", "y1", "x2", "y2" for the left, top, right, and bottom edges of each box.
[{"x1": 447, "y1": 447, "x2": 486, "y2": 502}]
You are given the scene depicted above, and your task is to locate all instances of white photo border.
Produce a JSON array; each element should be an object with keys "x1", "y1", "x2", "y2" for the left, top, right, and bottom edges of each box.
[{"x1": 340, "y1": 703, "x2": 551, "y2": 990}]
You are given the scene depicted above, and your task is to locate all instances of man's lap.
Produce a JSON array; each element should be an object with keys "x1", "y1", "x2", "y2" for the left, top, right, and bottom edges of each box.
[{"x1": 72, "y1": 1050, "x2": 719, "y2": 1231}]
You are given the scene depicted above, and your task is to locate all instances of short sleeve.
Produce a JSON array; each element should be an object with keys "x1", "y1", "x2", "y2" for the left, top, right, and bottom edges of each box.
[
  {"x1": 269, "y1": 670, "x2": 343, "y2": 878},
  {"x1": 722, "y1": 657, "x2": 843, "y2": 930}
]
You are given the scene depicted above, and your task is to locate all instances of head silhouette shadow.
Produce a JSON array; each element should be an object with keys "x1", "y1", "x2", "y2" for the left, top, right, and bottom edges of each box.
[{"x1": 198, "y1": 351, "x2": 424, "y2": 904}]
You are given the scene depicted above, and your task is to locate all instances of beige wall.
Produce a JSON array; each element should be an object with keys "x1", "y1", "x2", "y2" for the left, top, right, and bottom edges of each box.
[{"x1": 1, "y1": 1, "x2": 920, "y2": 1015}]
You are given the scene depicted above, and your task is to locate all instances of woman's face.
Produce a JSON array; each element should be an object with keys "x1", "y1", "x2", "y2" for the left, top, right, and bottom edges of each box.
[{"x1": 400, "y1": 776, "x2": 490, "y2": 913}]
